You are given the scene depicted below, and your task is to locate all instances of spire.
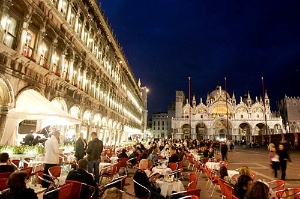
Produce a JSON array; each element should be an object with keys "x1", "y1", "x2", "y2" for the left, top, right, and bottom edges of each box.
[
  {"x1": 192, "y1": 94, "x2": 196, "y2": 107},
  {"x1": 232, "y1": 91, "x2": 235, "y2": 99},
  {"x1": 137, "y1": 78, "x2": 141, "y2": 87},
  {"x1": 265, "y1": 90, "x2": 269, "y2": 99}
]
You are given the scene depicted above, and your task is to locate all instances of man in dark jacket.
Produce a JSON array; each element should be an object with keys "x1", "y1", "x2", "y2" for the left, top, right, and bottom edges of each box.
[
  {"x1": 86, "y1": 132, "x2": 103, "y2": 184},
  {"x1": 221, "y1": 142, "x2": 228, "y2": 161},
  {"x1": 66, "y1": 159, "x2": 98, "y2": 199},
  {"x1": 75, "y1": 133, "x2": 87, "y2": 161}
]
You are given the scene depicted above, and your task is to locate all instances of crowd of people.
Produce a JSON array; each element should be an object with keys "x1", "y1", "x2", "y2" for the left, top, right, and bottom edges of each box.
[{"x1": 0, "y1": 130, "x2": 295, "y2": 199}]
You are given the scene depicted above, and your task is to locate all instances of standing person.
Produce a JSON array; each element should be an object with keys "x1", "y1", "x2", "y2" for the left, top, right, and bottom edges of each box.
[
  {"x1": 42, "y1": 130, "x2": 61, "y2": 188},
  {"x1": 86, "y1": 132, "x2": 103, "y2": 184},
  {"x1": 277, "y1": 143, "x2": 292, "y2": 180},
  {"x1": 75, "y1": 132, "x2": 87, "y2": 161},
  {"x1": 268, "y1": 146, "x2": 280, "y2": 178},
  {"x1": 221, "y1": 142, "x2": 228, "y2": 161},
  {"x1": 32, "y1": 136, "x2": 41, "y2": 146}
]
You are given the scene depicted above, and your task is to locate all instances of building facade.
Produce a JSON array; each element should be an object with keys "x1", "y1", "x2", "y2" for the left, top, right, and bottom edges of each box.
[
  {"x1": 278, "y1": 96, "x2": 300, "y2": 133},
  {"x1": 0, "y1": 0, "x2": 147, "y2": 145},
  {"x1": 171, "y1": 86, "x2": 283, "y2": 141},
  {"x1": 151, "y1": 112, "x2": 169, "y2": 138}
]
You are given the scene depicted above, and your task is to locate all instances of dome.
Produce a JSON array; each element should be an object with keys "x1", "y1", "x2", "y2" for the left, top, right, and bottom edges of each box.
[{"x1": 209, "y1": 85, "x2": 230, "y2": 99}]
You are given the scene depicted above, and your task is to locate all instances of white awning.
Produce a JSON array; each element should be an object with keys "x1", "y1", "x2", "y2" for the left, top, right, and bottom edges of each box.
[{"x1": 1, "y1": 89, "x2": 81, "y2": 145}]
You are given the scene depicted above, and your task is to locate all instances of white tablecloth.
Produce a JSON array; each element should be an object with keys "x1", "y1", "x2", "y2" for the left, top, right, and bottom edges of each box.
[
  {"x1": 155, "y1": 179, "x2": 185, "y2": 197},
  {"x1": 27, "y1": 183, "x2": 46, "y2": 199},
  {"x1": 28, "y1": 161, "x2": 44, "y2": 172},
  {"x1": 205, "y1": 162, "x2": 220, "y2": 170},
  {"x1": 152, "y1": 167, "x2": 172, "y2": 175},
  {"x1": 158, "y1": 159, "x2": 168, "y2": 166},
  {"x1": 110, "y1": 157, "x2": 119, "y2": 163},
  {"x1": 35, "y1": 156, "x2": 45, "y2": 161},
  {"x1": 228, "y1": 170, "x2": 239, "y2": 178},
  {"x1": 99, "y1": 162, "x2": 111, "y2": 171}
]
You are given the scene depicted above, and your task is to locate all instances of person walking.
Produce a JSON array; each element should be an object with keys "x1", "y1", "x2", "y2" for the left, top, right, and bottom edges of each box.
[
  {"x1": 42, "y1": 130, "x2": 61, "y2": 188},
  {"x1": 86, "y1": 132, "x2": 103, "y2": 184},
  {"x1": 268, "y1": 146, "x2": 280, "y2": 178},
  {"x1": 75, "y1": 132, "x2": 87, "y2": 161},
  {"x1": 221, "y1": 142, "x2": 228, "y2": 161},
  {"x1": 277, "y1": 143, "x2": 292, "y2": 180}
]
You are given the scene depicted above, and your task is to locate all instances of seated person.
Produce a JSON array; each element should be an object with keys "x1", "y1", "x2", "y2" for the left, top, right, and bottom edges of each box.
[
  {"x1": 232, "y1": 165, "x2": 252, "y2": 181},
  {"x1": 101, "y1": 187, "x2": 122, "y2": 199},
  {"x1": 117, "y1": 149, "x2": 128, "y2": 159},
  {"x1": 0, "y1": 152, "x2": 15, "y2": 173},
  {"x1": 66, "y1": 159, "x2": 98, "y2": 199},
  {"x1": 145, "y1": 159, "x2": 155, "y2": 177},
  {"x1": 148, "y1": 148, "x2": 158, "y2": 163},
  {"x1": 245, "y1": 181, "x2": 269, "y2": 199},
  {"x1": 177, "y1": 148, "x2": 184, "y2": 161},
  {"x1": 208, "y1": 147, "x2": 214, "y2": 158},
  {"x1": 1, "y1": 171, "x2": 38, "y2": 199},
  {"x1": 133, "y1": 159, "x2": 164, "y2": 199},
  {"x1": 233, "y1": 175, "x2": 253, "y2": 199},
  {"x1": 168, "y1": 146, "x2": 179, "y2": 163},
  {"x1": 219, "y1": 166, "x2": 236, "y2": 185},
  {"x1": 128, "y1": 145, "x2": 139, "y2": 165}
]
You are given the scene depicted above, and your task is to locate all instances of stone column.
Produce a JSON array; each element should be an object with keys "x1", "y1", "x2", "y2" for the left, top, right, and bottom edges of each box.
[
  {"x1": 0, "y1": 107, "x2": 8, "y2": 141},
  {"x1": 48, "y1": 40, "x2": 57, "y2": 71},
  {"x1": 16, "y1": 16, "x2": 31, "y2": 55}
]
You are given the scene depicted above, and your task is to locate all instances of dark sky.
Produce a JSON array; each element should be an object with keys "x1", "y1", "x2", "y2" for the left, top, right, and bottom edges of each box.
[{"x1": 99, "y1": 1, "x2": 300, "y2": 116}]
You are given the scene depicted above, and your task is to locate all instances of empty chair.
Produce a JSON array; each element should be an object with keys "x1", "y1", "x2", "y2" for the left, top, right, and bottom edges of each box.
[
  {"x1": 100, "y1": 163, "x2": 119, "y2": 184},
  {"x1": 186, "y1": 172, "x2": 198, "y2": 190},
  {"x1": 169, "y1": 162, "x2": 179, "y2": 171},
  {"x1": 118, "y1": 158, "x2": 128, "y2": 174},
  {"x1": 49, "y1": 165, "x2": 61, "y2": 178},
  {"x1": 58, "y1": 183, "x2": 73, "y2": 199}
]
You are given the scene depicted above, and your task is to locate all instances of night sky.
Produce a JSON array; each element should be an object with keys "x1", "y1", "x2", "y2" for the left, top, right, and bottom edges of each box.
[{"x1": 99, "y1": 1, "x2": 300, "y2": 116}]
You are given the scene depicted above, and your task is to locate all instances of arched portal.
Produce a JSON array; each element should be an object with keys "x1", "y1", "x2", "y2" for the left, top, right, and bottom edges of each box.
[
  {"x1": 239, "y1": 123, "x2": 251, "y2": 142},
  {"x1": 182, "y1": 124, "x2": 191, "y2": 139},
  {"x1": 213, "y1": 119, "x2": 232, "y2": 140},
  {"x1": 196, "y1": 122, "x2": 206, "y2": 140}
]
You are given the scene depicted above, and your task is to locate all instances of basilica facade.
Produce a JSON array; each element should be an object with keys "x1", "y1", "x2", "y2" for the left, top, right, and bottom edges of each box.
[
  {"x1": 0, "y1": 0, "x2": 147, "y2": 145},
  {"x1": 171, "y1": 86, "x2": 283, "y2": 142}
]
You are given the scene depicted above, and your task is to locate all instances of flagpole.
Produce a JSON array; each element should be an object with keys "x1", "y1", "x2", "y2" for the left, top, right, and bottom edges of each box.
[
  {"x1": 188, "y1": 77, "x2": 191, "y2": 139},
  {"x1": 261, "y1": 77, "x2": 267, "y2": 146}
]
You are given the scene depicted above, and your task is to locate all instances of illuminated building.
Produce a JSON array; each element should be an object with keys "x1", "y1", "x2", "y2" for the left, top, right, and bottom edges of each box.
[{"x1": 0, "y1": 0, "x2": 147, "y2": 145}]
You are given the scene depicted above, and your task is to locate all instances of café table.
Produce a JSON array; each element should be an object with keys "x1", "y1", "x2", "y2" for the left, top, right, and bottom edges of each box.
[
  {"x1": 228, "y1": 170, "x2": 239, "y2": 178},
  {"x1": 205, "y1": 162, "x2": 221, "y2": 170},
  {"x1": 155, "y1": 179, "x2": 185, "y2": 197},
  {"x1": 110, "y1": 156, "x2": 119, "y2": 163},
  {"x1": 152, "y1": 166, "x2": 172, "y2": 176},
  {"x1": 99, "y1": 162, "x2": 112, "y2": 171}
]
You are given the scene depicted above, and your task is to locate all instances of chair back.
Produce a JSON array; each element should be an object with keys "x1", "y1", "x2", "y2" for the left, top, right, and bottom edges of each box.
[
  {"x1": 11, "y1": 160, "x2": 20, "y2": 170},
  {"x1": 35, "y1": 170, "x2": 44, "y2": 184},
  {"x1": 218, "y1": 178, "x2": 226, "y2": 196},
  {"x1": 118, "y1": 158, "x2": 128, "y2": 168},
  {"x1": 65, "y1": 180, "x2": 82, "y2": 199},
  {"x1": 20, "y1": 167, "x2": 33, "y2": 180},
  {"x1": 58, "y1": 183, "x2": 73, "y2": 199},
  {"x1": 0, "y1": 178, "x2": 8, "y2": 191},
  {"x1": 132, "y1": 178, "x2": 151, "y2": 199},
  {"x1": 201, "y1": 158, "x2": 209, "y2": 164},
  {"x1": 23, "y1": 157, "x2": 31, "y2": 168},
  {"x1": 49, "y1": 165, "x2": 61, "y2": 178},
  {"x1": 186, "y1": 188, "x2": 201, "y2": 197},
  {"x1": 169, "y1": 162, "x2": 178, "y2": 171},
  {"x1": 223, "y1": 182, "x2": 234, "y2": 199},
  {"x1": 120, "y1": 175, "x2": 127, "y2": 190},
  {"x1": 0, "y1": 172, "x2": 12, "y2": 178},
  {"x1": 187, "y1": 172, "x2": 198, "y2": 190},
  {"x1": 178, "y1": 196, "x2": 198, "y2": 199}
]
